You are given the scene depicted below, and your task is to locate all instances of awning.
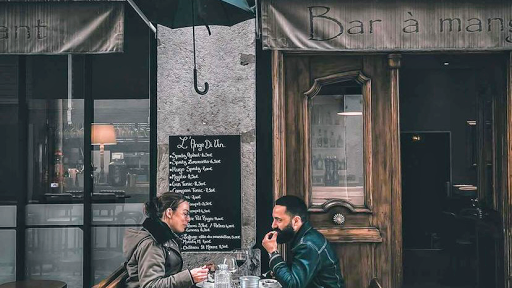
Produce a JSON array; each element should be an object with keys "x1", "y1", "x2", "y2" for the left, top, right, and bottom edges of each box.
[
  {"x1": 262, "y1": 0, "x2": 512, "y2": 52},
  {"x1": 0, "y1": 0, "x2": 125, "y2": 54}
]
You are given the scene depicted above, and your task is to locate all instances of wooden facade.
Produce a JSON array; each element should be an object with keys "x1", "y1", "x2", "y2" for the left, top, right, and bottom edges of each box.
[{"x1": 270, "y1": 51, "x2": 512, "y2": 288}]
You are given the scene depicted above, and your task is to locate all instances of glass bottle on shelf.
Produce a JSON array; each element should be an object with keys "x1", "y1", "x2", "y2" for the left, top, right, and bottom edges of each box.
[
  {"x1": 323, "y1": 130, "x2": 328, "y2": 147},
  {"x1": 51, "y1": 150, "x2": 64, "y2": 193},
  {"x1": 326, "y1": 111, "x2": 333, "y2": 125},
  {"x1": 329, "y1": 132, "x2": 335, "y2": 148},
  {"x1": 337, "y1": 134, "x2": 343, "y2": 148},
  {"x1": 339, "y1": 158, "x2": 346, "y2": 170},
  {"x1": 333, "y1": 156, "x2": 340, "y2": 185},
  {"x1": 324, "y1": 156, "x2": 331, "y2": 186},
  {"x1": 317, "y1": 129, "x2": 323, "y2": 147},
  {"x1": 317, "y1": 154, "x2": 324, "y2": 170}
]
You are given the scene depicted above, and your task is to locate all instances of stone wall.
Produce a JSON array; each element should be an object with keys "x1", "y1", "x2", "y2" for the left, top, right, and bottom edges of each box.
[{"x1": 156, "y1": 20, "x2": 258, "y2": 271}]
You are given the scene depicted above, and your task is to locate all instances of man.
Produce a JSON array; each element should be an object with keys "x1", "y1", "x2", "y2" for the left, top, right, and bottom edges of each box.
[{"x1": 262, "y1": 195, "x2": 345, "y2": 288}]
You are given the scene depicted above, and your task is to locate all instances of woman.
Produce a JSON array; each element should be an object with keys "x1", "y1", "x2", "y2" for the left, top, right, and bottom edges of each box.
[{"x1": 123, "y1": 192, "x2": 208, "y2": 288}]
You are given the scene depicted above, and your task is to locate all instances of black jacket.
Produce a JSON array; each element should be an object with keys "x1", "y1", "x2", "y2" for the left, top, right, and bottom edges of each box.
[{"x1": 269, "y1": 222, "x2": 345, "y2": 288}]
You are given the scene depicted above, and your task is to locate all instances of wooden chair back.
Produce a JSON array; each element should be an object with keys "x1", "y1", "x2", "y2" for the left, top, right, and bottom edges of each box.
[
  {"x1": 368, "y1": 278, "x2": 383, "y2": 288},
  {"x1": 93, "y1": 265, "x2": 127, "y2": 288}
]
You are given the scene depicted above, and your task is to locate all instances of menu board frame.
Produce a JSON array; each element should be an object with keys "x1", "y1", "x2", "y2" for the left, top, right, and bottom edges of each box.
[{"x1": 168, "y1": 135, "x2": 242, "y2": 251}]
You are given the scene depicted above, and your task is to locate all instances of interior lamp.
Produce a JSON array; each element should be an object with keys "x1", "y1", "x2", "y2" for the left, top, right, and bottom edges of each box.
[
  {"x1": 91, "y1": 124, "x2": 117, "y2": 183},
  {"x1": 337, "y1": 95, "x2": 363, "y2": 116}
]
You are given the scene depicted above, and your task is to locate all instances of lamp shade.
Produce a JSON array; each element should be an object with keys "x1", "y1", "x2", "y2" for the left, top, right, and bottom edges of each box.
[{"x1": 91, "y1": 124, "x2": 117, "y2": 145}]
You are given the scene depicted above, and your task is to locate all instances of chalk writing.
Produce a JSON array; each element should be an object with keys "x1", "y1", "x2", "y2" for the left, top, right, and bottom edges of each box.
[{"x1": 169, "y1": 135, "x2": 241, "y2": 251}]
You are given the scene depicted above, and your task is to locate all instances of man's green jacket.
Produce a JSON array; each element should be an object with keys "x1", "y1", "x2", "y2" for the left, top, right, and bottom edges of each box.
[{"x1": 269, "y1": 222, "x2": 345, "y2": 288}]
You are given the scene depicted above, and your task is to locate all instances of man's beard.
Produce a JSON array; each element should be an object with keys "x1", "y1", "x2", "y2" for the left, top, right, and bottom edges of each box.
[{"x1": 274, "y1": 223, "x2": 295, "y2": 244}]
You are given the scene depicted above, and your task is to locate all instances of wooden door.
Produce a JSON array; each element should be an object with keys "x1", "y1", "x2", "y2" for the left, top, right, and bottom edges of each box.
[{"x1": 272, "y1": 52, "x2": 402, "y2": 288}]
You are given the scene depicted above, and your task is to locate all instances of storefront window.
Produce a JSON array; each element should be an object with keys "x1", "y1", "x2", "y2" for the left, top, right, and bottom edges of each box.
[
  {"x1": 309, "y1": 79, "x2": 367, "y2": 208},
  {"x1": 0, "y1": 5, "x2": 153, "y2": 286}
]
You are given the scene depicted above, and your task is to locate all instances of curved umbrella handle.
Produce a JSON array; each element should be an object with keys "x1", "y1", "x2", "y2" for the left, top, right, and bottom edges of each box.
[{"x1": 194, "y1": 68, "x2": 209, "y2": 95}]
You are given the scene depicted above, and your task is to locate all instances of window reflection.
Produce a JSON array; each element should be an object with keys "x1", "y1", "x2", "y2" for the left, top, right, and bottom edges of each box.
[
  {"x1": 92, "y1": 226, "x2": 137, "y2": 285},
  {"x1": 92, "y1": 100, "x2": 149, "y2": 207},
  {"x1": 27, "y1": 56, "x2": 85, "y2": 204},
  {"x1": 26, "y1": 228, "x2": 83, "y2": 288},
  {"x1": 311, "y1": 81, "x2": 364, "y2": 206},
  {"x1": 0, "y1": 230, "x2": 15, "y2": 284}
]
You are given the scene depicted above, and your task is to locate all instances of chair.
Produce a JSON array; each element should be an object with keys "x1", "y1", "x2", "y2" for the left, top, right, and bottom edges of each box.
[
  {"x1": 93, "y1": 265, "x2": 127, "y2": 288},
  {"x1": 368, "y1": 278, "x2": 382, "y2": 288}
]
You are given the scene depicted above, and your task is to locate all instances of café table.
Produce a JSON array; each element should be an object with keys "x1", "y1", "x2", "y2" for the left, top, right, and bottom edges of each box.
[{"x1": 0, "y1": 280, "x2": 67, "y2": 288}]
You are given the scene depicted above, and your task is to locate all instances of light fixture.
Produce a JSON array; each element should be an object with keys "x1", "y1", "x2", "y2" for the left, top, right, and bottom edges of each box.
[
  {"x1": 91, "y1": 124, "x2": 117, "y2": 183},
  {"x1": 337, "y1": 95, "x2": 363, "y2": 116}
]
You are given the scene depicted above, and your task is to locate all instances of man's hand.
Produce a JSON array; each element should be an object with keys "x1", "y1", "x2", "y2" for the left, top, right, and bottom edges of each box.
[{"x1": 262, "y1": 231, "x2": 278, "y2": 253}]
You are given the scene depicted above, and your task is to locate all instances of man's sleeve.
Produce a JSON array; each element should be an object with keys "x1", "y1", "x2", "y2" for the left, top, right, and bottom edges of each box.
[{"x1": 269, "y1": 243, "x2": 320, "y2": 288}]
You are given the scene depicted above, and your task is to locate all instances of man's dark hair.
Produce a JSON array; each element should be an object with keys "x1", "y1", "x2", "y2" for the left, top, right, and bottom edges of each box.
[{"x1": 275, "y1": 195, "x2": 308, "y2": 222}]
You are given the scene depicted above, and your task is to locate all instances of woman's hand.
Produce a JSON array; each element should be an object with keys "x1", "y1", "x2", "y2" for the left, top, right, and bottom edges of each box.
[{"x1": 190, "y1": 266, "x2": 209, "y2": 283}]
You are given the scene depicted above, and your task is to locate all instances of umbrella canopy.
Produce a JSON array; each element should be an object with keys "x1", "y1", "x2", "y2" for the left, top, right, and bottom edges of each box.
[
  {"x1": 141, "y1": 0, "x2": 255, "y2": 29},
  {"x1": 139, "y1": 0, "x2": 255, "y2": 95}
]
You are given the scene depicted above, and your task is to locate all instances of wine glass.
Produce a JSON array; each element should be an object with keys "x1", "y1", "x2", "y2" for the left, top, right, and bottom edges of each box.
[
  {"x1": 222, "y1": 256, "x2": 238, "y2": 274},
  {"x1": 233, "y1": 249, "x2": 249, "y2": 275}
]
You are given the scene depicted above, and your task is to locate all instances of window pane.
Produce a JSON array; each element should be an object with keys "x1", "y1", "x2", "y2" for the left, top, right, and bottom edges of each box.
[
  {"x1": 0, "y1": 56, "x2": 20, "y2": 203},
  {"x1": 311, "y1": 81, "x2": 364, "y2": 207},
  {"x1": 26, "y1": 56, "x2": 85, "y2": 204},
  {"x1": 0, "y1": 206, "x2": 16, "y2": 227},
  {"x1": 92, "y1": 226, "x2": 137, "y2": 285},
  {"x1": 26, "y1": 228, "x2": 83, "y2": 288},
  {"x1": 26, "y1": 204, "x2": 83, "y2": 226},
  {"x1": 0, "y1": 230, "x2": 15, "y2": 284},
  {"x1": 92, "y1": 203, "x2": 144, "y2": 225},
  {"x1": 92, "y1": 100, "x2": 149, "y2": 208}
]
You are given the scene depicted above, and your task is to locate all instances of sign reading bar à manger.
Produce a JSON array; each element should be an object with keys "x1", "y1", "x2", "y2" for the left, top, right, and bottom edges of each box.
[
  {"x1": 262, "y1": 0, "x2": 512, "y2": 51},
  {"x1": 169, "y1": 135, "x2": 241, "y2": 251}
]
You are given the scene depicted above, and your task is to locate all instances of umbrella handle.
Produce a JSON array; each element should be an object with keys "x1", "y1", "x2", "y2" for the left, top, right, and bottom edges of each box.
[{"x1": 194, "y1": 68, "x2": 209, "y2": 95}]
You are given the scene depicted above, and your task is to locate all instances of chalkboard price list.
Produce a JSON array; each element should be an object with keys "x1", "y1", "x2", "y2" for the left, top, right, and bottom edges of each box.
[{"x1": 169, "y1": 135, "x2": 241, "y2": 251}]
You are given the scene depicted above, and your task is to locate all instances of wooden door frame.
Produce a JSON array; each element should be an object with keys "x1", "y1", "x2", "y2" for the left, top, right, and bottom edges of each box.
[
  {"x1": 271, "y1": 51, "x2": 403, "y2": 287},
  {"x1": 505, "y1": 52, "x2": 512, "y2": 288}
]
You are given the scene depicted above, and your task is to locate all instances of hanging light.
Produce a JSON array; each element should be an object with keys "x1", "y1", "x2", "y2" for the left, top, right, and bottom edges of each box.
[{"x1": 337, "y1": 95, "x2": 363, "y2": 116}]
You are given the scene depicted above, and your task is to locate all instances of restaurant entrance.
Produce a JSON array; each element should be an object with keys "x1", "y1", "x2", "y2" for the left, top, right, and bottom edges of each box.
[
  {"x1": 272, "y1": 53, "x2": 402, "y2": 288},
  {"x1": 272, "y1": 52, "x2": 511, "y2": 288},
  {"x1": 400, "y1": 54, "x2": 507, "y2": 288}
]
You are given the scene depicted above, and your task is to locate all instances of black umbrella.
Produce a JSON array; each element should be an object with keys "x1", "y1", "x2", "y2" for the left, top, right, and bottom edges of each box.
[{"x1": 140, "y1": 0, "x2": 255, "y2": 95}]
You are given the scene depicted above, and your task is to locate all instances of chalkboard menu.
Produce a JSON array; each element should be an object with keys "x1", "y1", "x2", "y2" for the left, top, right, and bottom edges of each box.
[{"x1": 169, "y1": 135, "x2": 241, "y2": 251}]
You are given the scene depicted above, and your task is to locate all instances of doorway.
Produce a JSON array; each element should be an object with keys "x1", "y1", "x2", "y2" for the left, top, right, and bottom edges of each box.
[{"x1": 400, "y1": 54, "x2": 506, "y2": 288}]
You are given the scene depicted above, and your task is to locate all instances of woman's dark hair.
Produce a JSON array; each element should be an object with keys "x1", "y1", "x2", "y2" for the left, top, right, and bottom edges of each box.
[{"x1": 144, "y1": 192, "x2": 186, "y2": 219}]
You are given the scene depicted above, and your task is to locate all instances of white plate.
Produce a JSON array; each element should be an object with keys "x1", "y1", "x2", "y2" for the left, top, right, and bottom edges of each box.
[
  {"x1": 196, "y1": 281, "x2": 215, "y2": 288},
  {"x1": 259, "y1": 279, "x2": 281, "y2": 288}
]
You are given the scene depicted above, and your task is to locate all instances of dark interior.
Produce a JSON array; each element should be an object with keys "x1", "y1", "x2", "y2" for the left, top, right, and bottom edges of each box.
[{"x1": 400, "y1": 54, "x2": 505, "y2": 288}]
